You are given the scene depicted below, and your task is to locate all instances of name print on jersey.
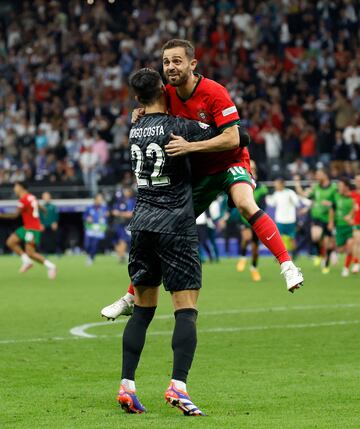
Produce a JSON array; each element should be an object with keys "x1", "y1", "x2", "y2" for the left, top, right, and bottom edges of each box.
[{"x1": 129, "y1": 125, "x2": 165, "y2": 139}]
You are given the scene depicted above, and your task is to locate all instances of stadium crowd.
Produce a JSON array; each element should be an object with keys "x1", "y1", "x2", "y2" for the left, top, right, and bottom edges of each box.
[{"x1": 0, "y1": 0, "x2": 360, "y2": 195}]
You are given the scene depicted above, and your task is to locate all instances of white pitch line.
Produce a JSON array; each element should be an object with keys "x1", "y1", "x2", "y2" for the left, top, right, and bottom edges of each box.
[
  {"x1": 1, "y1": 319, "x2": 360, "y2": 346},
  {"x1": 70, "y1": 303, "x2": 360, "y2": 339}
]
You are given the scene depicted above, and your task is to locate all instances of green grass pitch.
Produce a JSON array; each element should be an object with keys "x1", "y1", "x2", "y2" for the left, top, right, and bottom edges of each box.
[{"x1": 0, "y1": 255, "x2": 359, "y2": 429}]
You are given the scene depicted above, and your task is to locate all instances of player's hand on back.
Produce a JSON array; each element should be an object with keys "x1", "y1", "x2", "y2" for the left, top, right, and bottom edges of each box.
[
  {"x1": 165, "y1": 134, "x2": 191, "y2": 157},
  {"x1": 131, "y1": 108, "x2": 145, "y2": 123}
]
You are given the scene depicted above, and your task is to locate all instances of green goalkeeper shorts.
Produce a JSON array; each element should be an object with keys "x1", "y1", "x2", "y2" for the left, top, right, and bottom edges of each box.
[
  {"x1": 335, "y1": 225, "x2": 353, "y2": 247},
  {"x1": 15, "y1": 227, "x2": 42, "y2": 246},
  {"x1": 192, "y1": 166, "x2": 255, "y2": 217}
]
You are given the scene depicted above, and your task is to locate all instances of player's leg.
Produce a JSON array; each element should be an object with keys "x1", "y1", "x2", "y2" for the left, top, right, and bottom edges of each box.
[
  {"x1": 25, "y1": 242, "x2": 57, "y2": 279},
  {"x1": 237, "y1": 226, "x2": 251, "y2": 272},
  {"x1": 322, "y1": 226, "x2": 335, "y2": 274},
  {"x1": 7, "y1": 232, "x2": 26, "y2": 255},
  {"x1": 310, "y1": 222, "x2": 323, "y2": 266},
  {"x1": 118, "y1": 231, "x2": 161, "y2": 414},
  {"x1": 207, "y1": 227, "x2": 219, "y2": 262},
  {"x1": 118, "y1": 285, "x2": 158, "y2": 414},
  {"x1": 160, "y1": 234, "x2": 204, "y2": 416},
  {"x1": 250, "y1": 233, "x2": 261, "y2": 281},
  {"x1": 85, "y1": 237, "x2": 97, "y2": 264},
  {"x1": 352, "y1": 228, "x2": 360, "y2": 273},
  {"x1": 197, "y1": 224, "x2": 212, "y2": 262},
  {"x1": 228, "y1": 181, "x2": 303, "y2": 291},
  {"x1": 116, "y1": 239, "x2": 127, "y2": 262},
  {"x1": 89, "y1": 237, "x2": 100, "y2": 262},
  {"x1": 340, "y1": 230, "x2": 354, "y2": 277},
  {"x1": 7, "y1": 230, "x2": 34, "y2": 272}
]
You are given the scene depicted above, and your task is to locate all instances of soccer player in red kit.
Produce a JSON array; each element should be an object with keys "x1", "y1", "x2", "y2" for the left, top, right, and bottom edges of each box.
[
  {"x1": 0, "y1": 181, "x2": 57, "y2": 279},
  {"x1": 350, "y1": 174, "x2": 360, "y2": 273},
  {"x1": 101, "y1": 39, "x2": 303, "y2": 319}
]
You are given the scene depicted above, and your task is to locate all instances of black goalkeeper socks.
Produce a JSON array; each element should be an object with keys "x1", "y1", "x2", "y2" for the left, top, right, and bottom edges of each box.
[
  {"x1": 171, "y1": 308, "x2": 198, "y2": 383},
  {"x1": 121, "y1": 304, "x2": 156, "y2": 380}
]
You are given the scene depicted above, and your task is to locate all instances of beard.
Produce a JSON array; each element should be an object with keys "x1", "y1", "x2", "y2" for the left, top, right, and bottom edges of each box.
[{"x1": 165, "y1": 70, "x2": 190, "y2": 87}]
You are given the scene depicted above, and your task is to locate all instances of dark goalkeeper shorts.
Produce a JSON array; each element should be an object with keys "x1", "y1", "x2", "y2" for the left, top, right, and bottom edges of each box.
[{"x1": 128, "y1": 231, "x2": 201, "y2": 292}]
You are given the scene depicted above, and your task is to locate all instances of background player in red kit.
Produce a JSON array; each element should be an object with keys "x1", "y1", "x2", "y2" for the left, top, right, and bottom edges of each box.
[
  {"x1": 350, "y1": 174, "x2": 360, "y2": 273},
  {"x1": 101, "y1": 39, "x2": 303, "y2": 319},
  {"x1": 0, "y1": 181, "x2": 57, "y2": 279}
]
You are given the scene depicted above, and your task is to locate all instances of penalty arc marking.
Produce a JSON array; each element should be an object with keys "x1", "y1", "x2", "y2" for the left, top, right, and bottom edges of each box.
[
  {"x1": 0, "y1": 304, "x2": 359, "y2": 345},
  {"x1": 69, "y1": 303, "x2": 360, "y2": 339},
  {"x1": 0, "y1": 320, "x2": 359, "y2": 345}
]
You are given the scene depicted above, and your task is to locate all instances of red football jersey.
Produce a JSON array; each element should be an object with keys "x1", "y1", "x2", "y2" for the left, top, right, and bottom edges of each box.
[
  {"x1": 17, "y1": 193, "x2": 42, "y2": 230},
  {"x1": 166, "y1": 75, "x2": 250, "y2": 177},
  {"x1": 351, "y1": 191, "x2": 360, "y2": 225}
]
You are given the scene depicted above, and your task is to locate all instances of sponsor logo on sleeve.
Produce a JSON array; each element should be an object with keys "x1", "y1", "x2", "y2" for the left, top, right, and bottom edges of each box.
[{"x1": 222, "y1": 106, "x2": 237, "y2": 117}]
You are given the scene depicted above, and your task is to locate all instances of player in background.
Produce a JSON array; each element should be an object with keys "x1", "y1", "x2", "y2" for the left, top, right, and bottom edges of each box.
[
  {"x1": 328, "y1": 177, "x2": 354, "y2": 277},
  {"x1": 40, "y1": 191, "x2": 59, "y2": 255},
  {"x1": 235, "y1": 161, "x2": 268, "y2": 281},
  {"x1": 102, "y1": 39, "x2": 303, "y2": 319},
  {"x1": 112, "y1": 187, "x2": 135, "y2": 263},
  {"x1": 266, "y1": 178, "x2": 301, "y2": 256},
  {"x1": 0, "y1": 181, "x2": 57, "y2": 279},
  {"x1": 196, "y1": 212, "x2": 214, "y2": 262},
  {"x1": 350, "y1": 174, "x2": 360, "y2": 273},
  {"x1": 207, "y1": 200, "x2": 222, "y2": 262},
  {"x1": 117, "y1": 68, "x2": 220, "y2": 416},
  {"x1": 83, "y1": 193, "x2": 109, "y2": 266},
  {"x1": 295, "y1": 169, "x2": 337, "y2": 274}
]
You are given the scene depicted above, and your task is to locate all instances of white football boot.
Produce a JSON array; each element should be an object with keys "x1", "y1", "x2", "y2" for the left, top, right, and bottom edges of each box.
[
  {"x1": 280, "y1": 261, "x2": 304, "y2": 292},
  {"x1": 341, "y1": 267, "x2": 350, "y2": 277},
  {"x1": 351, "y1": 263, "x2": 359, "y2": 274},
  {"x1": 101, "y1": 296, "x2": 134, "y2": 320}
]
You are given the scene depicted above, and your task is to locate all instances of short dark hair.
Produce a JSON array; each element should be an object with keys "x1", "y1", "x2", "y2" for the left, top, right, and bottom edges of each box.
[
  {"x1": 161, "y1": 39, "x2": 195, "y2": 59},
  {"x1": 129, "y1": 68, "x2": 163, "y2": 105},
  {"x1": 317, "y1": 167, "x2": 330, "y2": 178},
  {"x1": 15, "y1": 181, "x2": 28, "y2": 190},
  {"x1": 339, "y1": 176, "x2": 352, "y2": 189}
]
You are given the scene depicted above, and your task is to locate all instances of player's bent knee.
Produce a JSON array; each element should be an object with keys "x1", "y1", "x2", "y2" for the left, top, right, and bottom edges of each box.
[
  {"x1": 25, "y1": 246, "x2": 35, "y2": 257},
  {"x1": 6, "y1": 234, "x2": 18, "y2": 249}
]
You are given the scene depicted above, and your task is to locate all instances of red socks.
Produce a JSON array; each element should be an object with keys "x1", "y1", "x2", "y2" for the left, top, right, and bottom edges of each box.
[
  {"x1": 127, "y1": 282, "x2": 135, "y2": 296},
  {"x1": 344, "y1": 254, "x2": 353, "y2": 269},
  {"x1": 249, "y1": 210, "x2": 290, "y2": 265},
  {"x1": 354, "y1": 257, "x2": 359, "y2": 264}
]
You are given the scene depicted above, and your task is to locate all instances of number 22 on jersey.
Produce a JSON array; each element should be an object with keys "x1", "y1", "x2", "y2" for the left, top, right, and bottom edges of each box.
[{"x1": 131, "y1": 143, "x2": 170, "y2": 187}]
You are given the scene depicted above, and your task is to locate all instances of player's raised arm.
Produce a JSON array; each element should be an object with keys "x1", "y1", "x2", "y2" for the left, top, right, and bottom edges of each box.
[{"x1": 165, "y1": 124, "x2": 246, "y2": 156}]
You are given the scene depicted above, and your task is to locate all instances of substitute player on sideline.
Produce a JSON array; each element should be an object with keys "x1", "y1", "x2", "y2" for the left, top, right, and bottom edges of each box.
[
  {"x1": 0, "y1": 181, "x2": 57, "y2": 279},
  {"x1": 117, "y1": 68, "x2": 219, "y2": 416},
  {"x1": 102, "y1": 39, "x2": 303, "y2": 319}
]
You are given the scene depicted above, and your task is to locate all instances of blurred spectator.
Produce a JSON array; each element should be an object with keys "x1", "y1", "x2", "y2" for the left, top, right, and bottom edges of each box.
[
  {"x1": 0, "y1": 0, "x2": 358, "y2": 190},
  {"x1": 80, "y1": 145, "x2": 99, "y2": 197}
]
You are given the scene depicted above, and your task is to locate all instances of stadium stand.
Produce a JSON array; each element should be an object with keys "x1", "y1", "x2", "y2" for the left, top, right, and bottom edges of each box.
[{"x1": 0, "y1": 0, "x2": 359, "y2": 198}]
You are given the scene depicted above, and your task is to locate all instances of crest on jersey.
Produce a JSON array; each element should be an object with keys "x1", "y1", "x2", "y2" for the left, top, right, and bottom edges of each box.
[{"x1": 198, "y1": 110, "x2": 207, "y2": 121}]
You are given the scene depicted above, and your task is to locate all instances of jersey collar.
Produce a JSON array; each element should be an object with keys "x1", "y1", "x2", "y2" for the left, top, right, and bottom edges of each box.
[{"x1": 176, "y1": 73, "x2": 203, "y2": 102}]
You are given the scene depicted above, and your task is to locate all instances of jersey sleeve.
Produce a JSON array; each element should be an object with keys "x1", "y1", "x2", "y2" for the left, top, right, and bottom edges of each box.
[
  {"x1": 208, "y1": 84, "x2": 240, "y2": 130},
  {"x1": 176, "y1": 118, "x2": 218, "y2": 142},
  {"x1": 290, "y1": 190, "x2": 300, "y2": 207}
]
